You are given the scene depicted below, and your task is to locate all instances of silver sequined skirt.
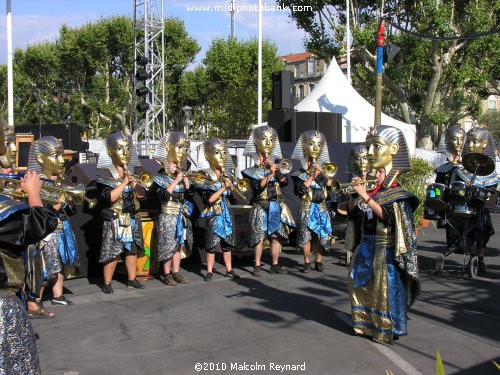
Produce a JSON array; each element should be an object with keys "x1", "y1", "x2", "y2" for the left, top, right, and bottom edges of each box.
[
  {"x1": 296, "y1": 209, "x2": 332, "y2": 251},
  {"x1": 248, "y1": 205, "x2": 291, "y2": 248},
  {"x1": 204, "y1": 215, "x2": 236, "y2": 251},
  {"x1": 99, "y1": 219, "x2": 144, "y2": 264},
  {"x1": 0, "y1": 296, "x2": 40, "y2": 375},
  {"x1": 157, "y1": 213, "x2": 193, "y2": 261},
  {"x1": 41, "y1": 233, "x2": 63, "y2": 280}
]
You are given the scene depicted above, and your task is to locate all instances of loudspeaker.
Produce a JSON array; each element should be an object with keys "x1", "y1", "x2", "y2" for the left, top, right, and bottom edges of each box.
[
  {"x1": 293, "y1": 111, "x2": 343, "y2": 143},
  {"x1": 267, "y1": 108, "x2": 293, "y2": 142},
  {"x1": 14, "y1": 124, "x2": 89, "y2": 152},
  {"x1": 316, "y1": 112, "x2": 343, "y2": 143},
  {"x1": 293, "y1": 111, "x2": 316, "y2": 141},
  {"x1": 272, "y1": 71, "x2": 294, "y2": 109}
]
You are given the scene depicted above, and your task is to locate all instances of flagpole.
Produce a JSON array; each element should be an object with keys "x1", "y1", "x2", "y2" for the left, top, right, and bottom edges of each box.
[
  {"x1": 258, "y1": 0, "x2": 262, "y2": 126},
  {"x1": 374, "y1": 17, "x2": 385, "y2": 127},
  {"x1": 7, "y1": 0, "x2": 14, "y2": 126},
  {"x1": 346, "y1": 0, "x2": 351, "y2": 84}
]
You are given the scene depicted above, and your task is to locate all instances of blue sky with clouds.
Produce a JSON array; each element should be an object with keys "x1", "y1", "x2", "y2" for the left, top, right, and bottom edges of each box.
[{"x1": 0, "y1": 0, "x2": 308, "y2": 65}]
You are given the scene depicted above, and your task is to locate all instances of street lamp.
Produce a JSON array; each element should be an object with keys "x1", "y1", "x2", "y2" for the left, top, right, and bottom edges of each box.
[{"x1": 181, "y1": 105, "x2": 192, "y2": 136}]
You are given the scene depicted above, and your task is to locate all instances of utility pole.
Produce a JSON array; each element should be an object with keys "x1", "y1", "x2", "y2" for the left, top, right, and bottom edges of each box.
[{"x1": 230, "y1": 0, "x2": 236, "y2": 38}]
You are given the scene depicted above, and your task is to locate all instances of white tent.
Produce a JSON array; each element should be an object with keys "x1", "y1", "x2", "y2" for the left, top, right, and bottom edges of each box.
[{"x1": 295, "y1": 57, "x2": 416, "y2": 154}]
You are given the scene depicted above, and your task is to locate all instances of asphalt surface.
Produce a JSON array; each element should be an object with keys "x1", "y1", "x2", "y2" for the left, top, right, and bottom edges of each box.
[{"x1": 33, "y1": 214, "x2": 500, "y2": 375}]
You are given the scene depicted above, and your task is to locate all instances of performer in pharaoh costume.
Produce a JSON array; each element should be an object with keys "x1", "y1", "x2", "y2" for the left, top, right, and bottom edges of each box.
[
  {"x1": 451, "y1": 127, "x2": 498, "y2": 272},
  {"x1": 241, "y1": 126, "x2": 295, "y2": 276},
  {"x1": 195, "y1": 138, "x2": 240, "y2": 282},
  {"x1": 434, "y1": 126, "x2": 467, "y2": 250},
  {"x1": 26, "y1": 136, "x2": 79, "y2": 309},
  {"x1": 291, "y1": 130, "x2": 334, "y2": 273},
  {"x1": 0, "y1": 119, "x2": 17, "y2": 174},
  {"x1": 340, "y1": 145, "x2": 371, "y2": 258},
  {"x1": 0, "y1": 122, "x2": 58, "y2": 374},
  {"x1": 152, "y1": 131, "x2": 193, "y2": 286},
  {"x1": 96, "y1": 132, "x2": 145, "y2": 294},
  {"x1": 347, "y1": 125, "x2": 420, "y2": 345},
  {"x1": 347, "y1": 145, "x2": 369, "y2": 180}
]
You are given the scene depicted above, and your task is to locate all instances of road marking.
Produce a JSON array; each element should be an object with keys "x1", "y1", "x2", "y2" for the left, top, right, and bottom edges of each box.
[{"x1": 334, "y1": 312, "x2": 423, "y2": 375}]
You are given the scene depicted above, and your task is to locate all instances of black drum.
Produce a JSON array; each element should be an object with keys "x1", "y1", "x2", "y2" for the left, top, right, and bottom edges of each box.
[
  {"x1": 424, "y1": 183, "x2": 448, "y2": 211},
  {"x1": 452, "y1": 202, "x2": 476, "y2": 217},
  {"x1": 449, "y1": 181, "x2": 469, "y2": 202},
  {"x1": 424, "y1": 207, "x2": 442, "y2": 221},
  {"x1": 470, "y1": 185, "x2": 488, "y2": 206}
]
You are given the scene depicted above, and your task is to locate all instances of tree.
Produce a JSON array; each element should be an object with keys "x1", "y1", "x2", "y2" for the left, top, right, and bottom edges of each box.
[
  {"x1": 279, "y1": 0, "x2": 500, "y2": 149},
  {"x1": 479, "y1": 110, "x2": 500, "y2": 148},
  {"x1": 1, "y1": 16, "x2": 199, "y2": 138},
  {"x1": 179, "y1": 38, "x2": 284, "y2": 139}
]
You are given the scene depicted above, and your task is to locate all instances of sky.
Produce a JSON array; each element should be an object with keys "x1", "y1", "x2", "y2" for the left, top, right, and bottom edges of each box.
[{"x1": 0, "y1": 0, "x2": 309, "y2": 65}]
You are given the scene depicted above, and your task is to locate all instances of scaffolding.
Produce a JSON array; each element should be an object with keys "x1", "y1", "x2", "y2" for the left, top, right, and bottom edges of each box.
[{"x1": 131, "y1": 0, "x2": 165, "y2": 155}]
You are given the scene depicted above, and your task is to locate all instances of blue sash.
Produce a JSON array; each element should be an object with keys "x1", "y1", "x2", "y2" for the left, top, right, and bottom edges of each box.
[
  {"x1": 214, "y1": 200, "x2": 233, "y2": 240},
  {"x1": 58, "y1": 220, "x2": 78, "y2": 265},
  {"x1": 307, "y1": 202, "x2": 332, "y2": 239}
]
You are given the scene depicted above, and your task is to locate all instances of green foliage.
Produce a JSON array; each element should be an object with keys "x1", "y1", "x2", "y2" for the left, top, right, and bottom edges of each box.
[
  {"x1": 479, "y1": 111, "x2": 500, "y2": 147},
  {"x1": 178, "y1": 37, "x2": 284, "y2": 139},
  {"x1": 0, "y1": 16, "x2": 198, "y2": 138},
  {"x1": 279, "y1": 0, "x2": 500, "y2": 148},
  {"x1": 400, "y1": 157, "x2": 434, "y2": 228}
]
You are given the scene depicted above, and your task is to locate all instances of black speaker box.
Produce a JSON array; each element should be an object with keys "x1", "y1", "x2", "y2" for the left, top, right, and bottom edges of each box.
[
  {"x1": 293, "y1": 111, "x2": 316, "y2": 141},
  {"x1": 316, "y1": 112, "x2": 343, "y2": 143},
  {"x1": 268, "y1": 108, "x2": 293, "y2": 142},
  {"x1": 293, "y1": 111, "x2": 343, "y2": 143},
  {"x1": 272, "y1": 71, "x2": 294, "y2": 109},
  {"x1": 14, "y1": 123, "x2": 89, "y2": 151}
]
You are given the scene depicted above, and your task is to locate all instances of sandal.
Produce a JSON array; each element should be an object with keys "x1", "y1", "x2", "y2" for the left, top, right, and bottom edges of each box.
[{"x1": 27, "y1": 302, "x2": 55, "y2": 319}]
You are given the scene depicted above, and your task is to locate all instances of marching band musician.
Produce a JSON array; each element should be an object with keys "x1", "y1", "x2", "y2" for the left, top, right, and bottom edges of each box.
[
  {"x1": 434, "y1": 126, "x2": 467, "y2": 252},
  {"x1": 0, "y1": 119, "x2": 17, "y2": 174},
  {"x1": 241, "y1": 126, "x2": 295, "y2": 276},
  {"x1": 26, "y1": 137, "x2": 79, "y2": 312},
  {"x1": 152, "y1": 131, "x2": 194, "y2": 286},
  {"x1": 452, "y1": 127, "x2": 499, "y2": 272},
  {"x1": 194, "y1": 138, "x2": 240, "y2": 282},
  {"x1": 347, "y1": 145, "x2": 369, "y2": 180},
  {"x1": 347, "y1": 125, "x2": 420, "y2": 345},
  {"x1": 96, "y1": 132, "x2": 145, "y2": 294},
  {"x1": 0, "y1": 121, "x2": 58, "y2": 374},
  {"x1": 290, "y1": 130, "x2": 334, "y2": 273}
]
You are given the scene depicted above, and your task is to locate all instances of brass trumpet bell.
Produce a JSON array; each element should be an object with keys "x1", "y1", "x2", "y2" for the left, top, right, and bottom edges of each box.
[
  {"x1": 331, "y1": 179, "x2": 377, "y2": 194},
  {"x1": 322, "y1": 162, "x2": 337, "y2": 178},
  {"x1": 278, "y1": 159, "x2": 292, "y2": 174},
  {"x1": 129, "y1": 171, "x2": 154, "y2": 190}
]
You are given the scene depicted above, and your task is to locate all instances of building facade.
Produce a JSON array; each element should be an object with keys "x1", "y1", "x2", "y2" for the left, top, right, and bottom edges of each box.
[{"x1": 280, "y1": 52, "x2": 347, "y2": 105}]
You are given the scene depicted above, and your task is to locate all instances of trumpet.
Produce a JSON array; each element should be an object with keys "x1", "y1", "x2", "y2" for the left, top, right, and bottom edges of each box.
[
  {"x1": 0, "y1": 174, "x2": 97, "y2": 208},
  {"x1": 221, "y1": 172, "x2": 250, "y2": 203},
  {"x1": 124, "y1": 169, "x2": 154, "y2": 190},
  {"x1": 262, "y1": 153, "x2": 292, "y2": 175},
  {"x1": 330, "y1": 179, "x2": 377, "y2": 194},
  {"x1": 309, "y1": 160, "x2": 338, "y2": 179}
]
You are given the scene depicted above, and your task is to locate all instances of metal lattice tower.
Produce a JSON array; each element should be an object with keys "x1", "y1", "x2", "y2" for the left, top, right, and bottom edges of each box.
[{"x1": 132, "y1": 0, "x2": 165, "y2": 154}]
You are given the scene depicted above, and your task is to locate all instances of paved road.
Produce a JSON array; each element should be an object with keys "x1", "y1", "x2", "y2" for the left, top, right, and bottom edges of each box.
[{"x1": 34, "y1": 214, "x2": 500, "y2": 375}]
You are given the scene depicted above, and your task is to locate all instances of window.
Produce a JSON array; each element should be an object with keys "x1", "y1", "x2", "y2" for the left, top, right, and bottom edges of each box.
[
  {"x1": 307, "y1": 58, "x2": 315, "y2": 75},
  {"x1": 294, "y1": 64, "x2": 300, "y2": 78},
  {"x1": 310, "y1": 84, "x2": 315, "y2": 92},
  {"x1": 299, "y1": 85, "x2": 304, "y2": 98},
  {"x1": 488, "y1": 99, "x2": 496, "y2": 111}
]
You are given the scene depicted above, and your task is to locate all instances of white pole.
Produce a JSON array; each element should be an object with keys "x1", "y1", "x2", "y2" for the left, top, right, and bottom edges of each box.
[
  {"x1": 346, "y1": 0, "x2": 351, "y2": 84},
  {"x1": 7, "y1": 0, "x2": 14, "y2": 126},
  {"x1": 257, "y1": 0, "x2": 262, "y2": 126}
]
